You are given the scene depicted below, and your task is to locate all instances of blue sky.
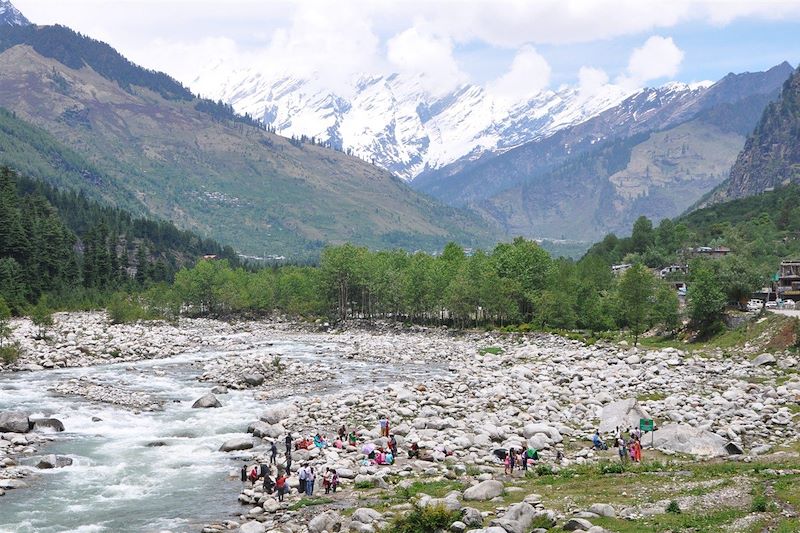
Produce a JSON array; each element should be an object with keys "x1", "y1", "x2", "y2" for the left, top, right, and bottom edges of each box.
[{"x1": 13, "y1": 0, "x2": 800, "y2": 96}]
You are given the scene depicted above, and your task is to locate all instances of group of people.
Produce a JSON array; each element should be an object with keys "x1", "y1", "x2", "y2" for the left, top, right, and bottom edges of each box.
[
  {"x1": 502, "y1": 447, "x2": 540, "y2": 474},
  {"x1": 295, "y1": 464, "x2": 342, "y2": 496},
  {"x1": 241, "y1": 462, "x2": 289, "y2": 501},
  {"x1": 591, "y1": 427, "x2": 644, "y2": 463}
]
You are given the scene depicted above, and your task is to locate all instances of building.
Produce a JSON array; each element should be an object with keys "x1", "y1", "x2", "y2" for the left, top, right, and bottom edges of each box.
[
  {"x1": 612, "y1": 263, "x2": 632, "y2": 275},
  {"x1": 688, "y1": 246, "x2": 731, "y2": 259},
  {"x1": 777, "y1": 260, "x2": 800, "y2": 301},
  {"x1": 659, "y1": 264, "x2": 688, "y2": 279}
]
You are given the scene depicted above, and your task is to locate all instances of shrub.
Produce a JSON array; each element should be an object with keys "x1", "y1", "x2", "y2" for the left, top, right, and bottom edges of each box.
[
  {"x1": 386, "y1": 505, "x2": 460, "y2": 533},
  {"x1": 0, "y1": 342, "x2": 22, "y2": 364},
  {"x1": 751, "y1": 494, "x2": 769, "y2": 513},
  {"x1": 666, "y1": 500, "x2": 681, "y2": 514},
  {"x1": 535, "y1": 464, "x2": 554, "y2": 476},
  {"x1": 599, "y1": 462, "x2": 625, "y2": 474},
  {"x1": 355, "y1": 480, "x2": 375, "y2": 489},
  {"x1": 107, "y1": 292, "x2": 147, "y2": 324}
]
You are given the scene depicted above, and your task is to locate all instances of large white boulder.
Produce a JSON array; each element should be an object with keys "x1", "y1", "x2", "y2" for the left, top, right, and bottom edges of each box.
[
  {"x1": 191, "y1": 394, "x2": 221, "y2": 408},
  {"x1": 260, "y1": 403, "x2": 298, "y2": 424},
  {"x1": 219, "y1": 437, "x2": 255, "y2": 452},
  {"x1": 651, "y1": 424, "x2": 728, "y2": 457},
  {"x1": 463, "y1": 479, "x2": 504, "y2": 501},
  {"x1": 598, "y1": 399, "x2": 650, "y2": 434},
  {"x1": 0, "y1": 411, "x2": 31, "y2": 433}
]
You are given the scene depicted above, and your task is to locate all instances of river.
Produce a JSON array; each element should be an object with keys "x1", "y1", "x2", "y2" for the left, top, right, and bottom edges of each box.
[{"x1": 0, "y1": 334, "x2": 438, "y2": 533}]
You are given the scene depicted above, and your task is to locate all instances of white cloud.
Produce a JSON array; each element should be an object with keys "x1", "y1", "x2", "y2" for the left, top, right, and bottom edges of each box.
[
  {"x1": 618, "y1": 36, "x2": 685, "y2": 88},
  {"x1": 488, "y1": 45, "x2": 551, "y2": 102},
  {"x1": 578, "y1": 66, "x2": 610, "y2": 96},
  {"x1": 386, "y1": 25, "x2": 466, "y2": 94}
]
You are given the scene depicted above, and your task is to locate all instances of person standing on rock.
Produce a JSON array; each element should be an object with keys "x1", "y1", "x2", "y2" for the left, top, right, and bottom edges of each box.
[
  {"x1": 275, "y1": 472, "x2": 287, "y2": 502},
  {"x1": 348, "y1": 430, "x2": 357, "y2": 447},
  {"x1": 260, "y1": 462, "x2": 269, "y2": 479},
  {"x1": 504, "y1": 452, "x2": 511, "y2": 474},
  {"x1": 285, "y1": 433, "x2": 292, "y2": 454},
  {"x1": 270, "y1": 440, "x2": 278, "y2": 465},
  {"x1": 509, "y1": 448, "x2": 517, "y2": 472},
  {"x1": 389, "y1": 434, "x2": 398, "y2": 456},
  {"x1": 338, "y1": 424, "x2": 346, "y2": 440},
  {"x1": 331, "y1": 469, "x2": 339, "y2": 493},
  {"x1": 617, "y1": 437, "x2": 628, "y2": 463},
  {"x1": 379, "y1": 415, "x2": 389, "y2": 438},
  {"x1": 306, "y1": 465, "x2": 316, "y2": 495},
  {"x1": 240, "y1": 462, "x2": 247, "y2": 483},
  {"x1": 298, "y1": 464, "x2": 307, "y2": 495},
  {"x1": 286, "y1": 450, "x2": 292, "y2": 474}
]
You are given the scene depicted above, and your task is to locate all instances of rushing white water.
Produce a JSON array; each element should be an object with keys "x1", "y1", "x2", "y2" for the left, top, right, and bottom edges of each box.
[{"x1": 0, "y1": 336, "x2": 439, "y2": 533}]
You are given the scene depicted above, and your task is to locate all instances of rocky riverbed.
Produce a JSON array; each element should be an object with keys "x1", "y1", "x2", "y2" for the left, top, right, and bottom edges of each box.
[{"x1": 1, "y1": 312, "x2": 799, "y2": 532}]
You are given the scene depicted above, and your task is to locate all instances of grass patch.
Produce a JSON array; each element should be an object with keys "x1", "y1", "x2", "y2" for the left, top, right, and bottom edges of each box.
[
  {"x1": 287, "y1": 496, "x2": 333, "y2": 510},
  {"x1": 593, "y1": 508, "x2": 747, "y2": 533},
  {"x1": 355, "y1": 480, "x2": 376, "y2": 490},
  {"x1": 777, "y1": 518, "x2": 800, "y2": 533},
  {"x1": 478, "y1": 346, "x2": 503, "y2": 356},
  {"x1": 637, "y1": 392, "x2": 667, "y2": 401}
]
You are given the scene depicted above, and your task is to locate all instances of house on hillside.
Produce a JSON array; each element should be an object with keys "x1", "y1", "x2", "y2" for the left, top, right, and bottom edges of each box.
[
  {"x1": 659, "y1": 264, "x2": 688, "y2": 279},
  {"x1": 688, "y1": 246, "x2": 731, "y2": 259},
  {"x1": 202, "y1": 254, "x2": 218, "y2": 260},
  {"x1": 777, "y1": 260, "x2": 800, "y2": 301},
  {"x1": 612, "y1": 263, "x2": 632, "y2": 275}
]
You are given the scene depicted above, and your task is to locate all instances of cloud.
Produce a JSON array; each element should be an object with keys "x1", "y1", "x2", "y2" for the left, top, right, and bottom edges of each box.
[
  {"x1": 488, "y1": 45, "x2": 551, "y2": 102},
  {"x1": 618, "y1": 36, "x2": 684, "y2": 88},
  {"x1": 578, "y1": 66, "x2": 610, "y2": 96},
  {"x1": 386, "y1": 25, "x2": 466, "y2": 94}
]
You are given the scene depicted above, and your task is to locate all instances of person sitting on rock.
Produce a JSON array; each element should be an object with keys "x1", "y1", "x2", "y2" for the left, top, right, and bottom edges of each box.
[
  {"x1": 263, "y1": 472, "x2": 275, "y2": 494},
  {"x1": 385, "y1": 449, "x2": 394, "y2": 465},
  {"x1": 408, "y1": 441, "x2": 419, "y2": 459},
  {"x1": 313, "y1": 433, "x2": 324, "y2": 448},
  {"x1": 592, "y1": 430, "x2": 607, "y2": 450}
]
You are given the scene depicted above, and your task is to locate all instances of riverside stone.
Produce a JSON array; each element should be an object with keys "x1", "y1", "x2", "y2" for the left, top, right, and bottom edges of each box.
[
  {"x1": 220, "y1": 437, "x2": 255, "y2": 452},
  {"x1": 193, "y1": 394, "x2": 222, "y2": 408},
  {"x1": 36, "y1": 455, "x2": 73, "y2": 469},
  {"x1": 0, "y1": 412, "x2": 31, "y2": 433},
  {"x1": 651, "y1": 424, "x2": 728, "y2": 457}
]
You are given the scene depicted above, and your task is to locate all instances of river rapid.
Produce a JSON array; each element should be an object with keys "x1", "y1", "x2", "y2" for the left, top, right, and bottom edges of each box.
[{"x1": 0, "y1": 333, "x2": 433, "y2": 533}]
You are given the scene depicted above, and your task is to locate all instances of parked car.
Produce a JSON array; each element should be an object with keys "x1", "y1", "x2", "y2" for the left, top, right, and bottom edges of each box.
[
  {"x1": 747, "y1": 299, "x2": 763, "y2": 311},
  {"x1": 785, "y1": 299, "x2": 796, "y2": 309},
  {"x1": 765, "y1": 300, "x2": 778, "y2": 309}
]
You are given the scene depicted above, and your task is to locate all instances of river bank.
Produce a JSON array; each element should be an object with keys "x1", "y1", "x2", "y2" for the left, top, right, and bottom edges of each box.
[{"x1": 1, "y1": 312, "x2": 799, "y2": 532}]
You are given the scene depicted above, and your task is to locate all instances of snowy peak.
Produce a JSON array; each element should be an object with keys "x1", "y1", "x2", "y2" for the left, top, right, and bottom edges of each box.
[
  {"x1": 191, "y1": 66, "x2": 636, "y2": 180},
  {"x1": 0, "y1": 0, "x2": 31, "y2": 26}
]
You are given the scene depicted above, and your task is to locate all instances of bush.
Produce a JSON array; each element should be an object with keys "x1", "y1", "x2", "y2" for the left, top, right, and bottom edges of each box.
[
  {"x1": 107, "y1": 292, "x2": 148, "y2": 324},
  {"x1": 666, "y1": 500, "x2": 681, "y2": 514},
  {"x1": 535, "y1": 464, "x2": 554, "y2": 476},
  {"x1": 354, "y1": 480, "x2": 375, "y2": 489},
  {"x1": 599, "y1": 462, "x2": 625, "y2": 474},
  {"x1": 0, "y1": 342, "x2": 22, "y2": 364},
  {"x1": 386, "y1": 505, "x2": 460, "y2": 533},
  {"x1": 751, "y1": 494, "x2": 769, "y2": 513}
]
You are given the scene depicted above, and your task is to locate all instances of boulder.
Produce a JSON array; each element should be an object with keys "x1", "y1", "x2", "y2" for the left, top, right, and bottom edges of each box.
[
  {"x1": 450, "y1": 521, "x2": 467, "y2": 533},
  {"x1": 0, "y1": 411, "x2": 32, "y2": 433},
  {"x1": 243, "y1": 374, "x2": 265, "y2": 386},
  {"x1": 248, "y1": 421, "x2": 284, "y2": 439},
  {"x1": 462, "y1": 507, "x2": 484, "y2": 527},
  {"x1": 489, "y1": 502, "x2": 535, "y2": 533},
  {"x1": 588, "y1": 503, "x2": 615, "y2": 518},
  {"x1": 598, "y1": 399, "x2": 650, "y2": 434},
  {"x1": 219, "y1": 437, "x2": 254, "y2": 452},
  {"x1": 31, "y1": 418, "x2": 65, "y2": 432},
  {"x1": 752, "y1": 353, "x2": 776, "y2": 366},
  {"x1": 651, "y1": 424, "x2": 727, "y2": 457},
  {"x1": 192, "y1": 394, "x2": 221, "y2": 408},
  {"x1": 563, "y1": 517, "x2": 594, "y2": 531},
  {"x1": 260, "y1": 403, "x2": 297, "y2": 424},
  {"x1": 238, "y1": 521, "x2": 266, "y2": 533},
  {"x1": 522, "y1": 423, "x2": 562, "y2": 443},
  {"x1": 309, "y1": 510, "x2": 342, "y2": 533},
  {"x1": 351, "y1": 507, "x2": 383, "y2": 524},
  {"x1": 36, "y1": 454, "x2": 73, "y2": 469},
  {"x1": 463, "y1": 480, "x2": 504, "y2": 501}
]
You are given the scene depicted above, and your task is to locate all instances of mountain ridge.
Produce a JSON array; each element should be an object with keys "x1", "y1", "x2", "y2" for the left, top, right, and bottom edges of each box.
[{"x1": 0, "y1": 21, "x2": 500, "y2": 257}]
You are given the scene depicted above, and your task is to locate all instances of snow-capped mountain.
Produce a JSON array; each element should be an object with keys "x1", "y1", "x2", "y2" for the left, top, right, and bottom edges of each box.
[
  {"x1": 0, "y1": 0, "x2": 30, "y2": 26},
  {"x1": 192, "y1": 66, "x2": 636, "y2": 180}
]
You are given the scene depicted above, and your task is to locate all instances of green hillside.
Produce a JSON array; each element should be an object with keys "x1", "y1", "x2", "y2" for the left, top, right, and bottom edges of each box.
[{"x1": 0, "y1": 24, "x2": 500, "y2": 258}]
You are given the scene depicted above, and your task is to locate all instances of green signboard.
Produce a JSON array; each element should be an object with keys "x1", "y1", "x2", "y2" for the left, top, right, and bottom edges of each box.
[{"x1": 639, "y1": 418, "x2": 654, "y2": 432}]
